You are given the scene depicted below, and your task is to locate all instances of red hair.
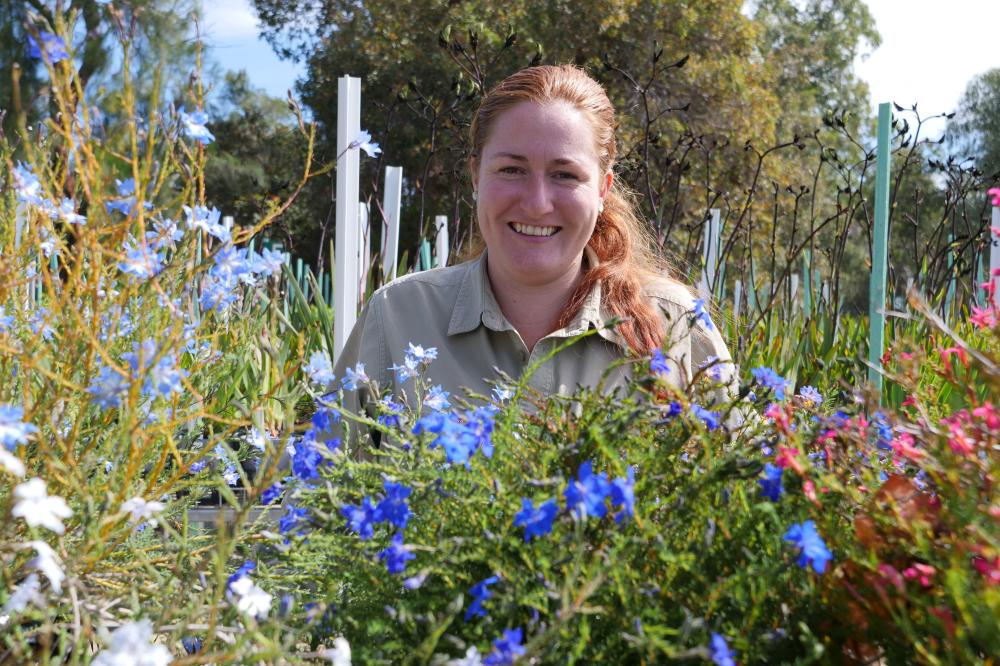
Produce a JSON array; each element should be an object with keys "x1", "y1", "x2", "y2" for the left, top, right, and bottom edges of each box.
[{"x1": 469, "y1": 64, "x2": 686, "y2": 356}]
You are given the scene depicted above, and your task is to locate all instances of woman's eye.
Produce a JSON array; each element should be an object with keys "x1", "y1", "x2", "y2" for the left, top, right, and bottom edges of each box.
[
  {"x1": 499, "y1": 166, "x2": 523, "y2": 175},
  {"x1": 554, "y1": 172, "x2": 579, "y2": 180}
]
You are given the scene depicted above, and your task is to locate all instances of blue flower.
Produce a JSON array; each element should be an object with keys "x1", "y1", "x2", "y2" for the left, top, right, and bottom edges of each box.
[
  {"x1": 28, "y1": 31, "x2": 69, "y2": 63},
  {"x1": 342, "y1": 497, "x2": 378, "y2": 540},
  {"x1": 349, "y1": 129, "x2": 382, "y2": 158},
  {"x1": 261, "y1": 482, "x2": 284, "y2": 505},
  {"x1": 405, "y1": 342, "x2": 437, "y2": 366},
  {"x1": 303, "y1": 351, "x2": 335, "y2": 386},
  {"x1": 199, "y1": 274, "x2": 239, "y2": 313},
  {"x1": 691, "y1": 299, "x2": 714, "y2": 330},
  {"x1": 310, "y1": 406, "x2": 341, "y2": 443},
  {"x1": 123, "y1": 338, "x2": 186, "y2": 399},
  {"x1": 87, "y1": 365, "x2": 129, "y2": 409},
  {"x1": 483, "y1": 627, "x2": 526, "y2": 666},
  {"x1": 211, "y1": 245, "x2": 252, "y2": 280},
  {"x1": 279, "y1": 505, "x2": 309, "y2": 536},
  {"x1": 783, "y1": 520, "x2": 833, "y2": 573},
  {"x1": 609, "y1": 466, "x2": 635, "y2": 523},
  {"x1": 424, "y1": 384, "x2": 451, "y2": 411},
  {"x1": 751, "y1": 367, "x2": 791, "y2": 401},
  {"x1": 564, "y1": 460, "x2": 611, "y2": 520},
  {"x1": 798, "y1": 385, "x2": 822, "y2": 407},
  {"x1": 181, "y1": 636, "x2": 203, "y2": 654},
  {"x1": 223, "y1": 464, "x2": 240, "y2": 486},
  {"x1": 341, "y1": 363, "x2": 368, "y2": 390},
  {"x1": 513, "y1": 497, "x2": 558, "y2": 542},
  {"x1": 758, "y1": 463, "x2": 784, "y2": 501},
  {"x1": 709, "y1": 633, "x2": 736, "y2": 666},
  {"x1": 178, "y1": 106, "x2": 215, "y2": 145},
  {"x1": 226, "y1": 560, "x2": 256, "y2": 590},
  {"x1": 378, "y1": 532, "x2": 415, "y2": 574},
  {"x1": 183, "y1": 205, "x2": 229, "y2": 242},
  {"x1": 375, "y1": 481, "x2": 412, "y2": 530},
  {"x1": 465, "y1": 575, "x2": 499, "y2": 621},
  {"x1": 377, "y1": 397, "x2": 404, "y2": 428},
  {"x1": 873, "y1": 411, "x2": 893, "y2": 450},
  {"x1": 291, "y1": 436, "x2": 324, "y2": 481},
  {"x1": 118, "y1": 240, "x2": 163, "y2": 279},
  {"x1": 690, "y1": 404, "x2": 720, "y2": 430},
  {"x1": 13, "y1": 162, "x2": 43, "y2": 205},
  {"x1": 0, "y1": 405, "x2": 38, "y2": 449},
  {"x1": 650, "y1": 349, "x2": 670, "y2": 377}
]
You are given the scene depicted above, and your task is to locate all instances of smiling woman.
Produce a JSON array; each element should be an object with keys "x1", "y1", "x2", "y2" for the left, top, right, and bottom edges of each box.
[{"x1": 333, "y1": 65, "x2": 735, "y2": 438}]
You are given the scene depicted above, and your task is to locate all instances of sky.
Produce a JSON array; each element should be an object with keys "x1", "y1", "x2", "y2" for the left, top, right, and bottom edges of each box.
[{"x1": 205, "y1": 0, "x2": 1000, "y2": 136}]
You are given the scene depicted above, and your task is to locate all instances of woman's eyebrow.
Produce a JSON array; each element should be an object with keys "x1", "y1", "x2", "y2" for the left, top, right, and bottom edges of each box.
[{"x1": 489, "y1": 152, "x2": 580, "y2": 166}]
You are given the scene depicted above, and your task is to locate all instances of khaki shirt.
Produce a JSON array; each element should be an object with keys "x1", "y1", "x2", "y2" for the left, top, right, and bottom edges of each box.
[{"x1": 333, "y1": 250, "x2": 736, "y2": 427}]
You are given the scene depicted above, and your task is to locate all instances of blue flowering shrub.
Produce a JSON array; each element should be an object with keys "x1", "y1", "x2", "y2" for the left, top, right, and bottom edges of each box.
[{"x1": 2, "y1": 20, "x2": 999, "y2": 665}]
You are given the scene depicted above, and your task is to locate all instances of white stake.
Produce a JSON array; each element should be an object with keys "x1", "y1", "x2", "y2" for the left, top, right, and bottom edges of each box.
[
  {"x1": 334, "y1": 75, "x2": 361, "y2": 362},
  {"x1": 382, "y1": 166, "x2": 403, "y2": 282},
  {"x1": 434, "y1": 215, "x2": 449, "y2": 268},
  {"x1": 358, "y1": 201, "x2": 371, "y2": 300},
  {"x1": 733, "y1": 280, "x2": 742, "y2": 322},
  {"x1": 698, "y1": 208, "x2": 721, "y2": 301}
]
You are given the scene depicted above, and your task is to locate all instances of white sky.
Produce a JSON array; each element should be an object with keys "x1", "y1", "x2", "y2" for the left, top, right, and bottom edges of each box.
[{"x1": 204, "y1": 0, "x2": 1000, "y2": 134}]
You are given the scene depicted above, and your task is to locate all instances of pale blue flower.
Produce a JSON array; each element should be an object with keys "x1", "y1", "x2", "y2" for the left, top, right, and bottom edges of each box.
[
  {"x1": 0, "y1": 306, "x2": 14, "y2": 332},
  {"x1": 51, "y1": 198, "x2": 86, "y2": 225},
  {"x1": 118, "y1": 239, "x2": 163, "y2": 279},
  {"x1": 349, "y1": 129, "x2": 381, "y2": 158},
  {"x1": 798, "y1": 385, "x2": 822, "y2": 407},
  {"x1": 87, "y1": 365, "x2": 129, "y2": 409},
  {"x1": 13, "y1": 162, "x2": 43, "y2": 205},
  {"x1": 0, "y1": 405, "x2": 38, "y2": 449},
  {"x1": 304, "y1": 351, "x2": 336, "y2": 386},
  {"x1": 178, "y1": 106, "x2": 215, "y2": 145},
  {"x1": 341, "y1": 363, "x2": 368, "y2": 391},
  {"x1": 424, "y1": 385, "x2": 451, "y2": 411},
  {"x1": 691, "y1": 298, "x2": 714, "y2": 330},
  {"x1": 223, "y1": 464, "x2": 240, "y2": 486}
]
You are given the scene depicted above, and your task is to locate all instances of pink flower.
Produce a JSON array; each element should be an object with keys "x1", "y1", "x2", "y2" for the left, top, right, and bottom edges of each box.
[
  {"x1": 878, "y1": 563, "x2": 905, "y2": 593},
  {"x1": 972, "y1": 402, "x2": 999, "y2": 431},
  {"x1": 981, "y1": 278, "x2": 997, "y2": 302},
  {"x1": 970, "y1": 306, "x2": 997, "y2": 329},
  {"x1": 903, "y1": 563, "x2": 935, "y2": 587},
  {"x1": 989, "y1": 188, "x2": 1000, "y2": 207},
  {"x1": 802, "y1": 479, "x2": 820, "y2": 506},
  {"x1": 764, "y1": 402, "x2": 792, "y2": 434},
  {"x1": 775, "y1": 446, "x2": 805, "y2": 475},
  {"x1": 939, "y1": 347, "x2": 969, "y2": 374},
  {"x1": 973, "y1": 554, "x2": 1000, "y2": 585},
  {"x1": 891, "y1": 433, "x2": 925, "y2": 461}
]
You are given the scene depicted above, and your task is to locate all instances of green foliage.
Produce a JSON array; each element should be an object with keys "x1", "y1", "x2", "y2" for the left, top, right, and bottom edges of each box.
[{"x1": 950, "y1": 68, "x2": 1000, "y2": 183}]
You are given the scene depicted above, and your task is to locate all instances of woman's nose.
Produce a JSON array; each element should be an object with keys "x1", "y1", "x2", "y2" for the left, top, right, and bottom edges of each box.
[{"x1": 519, "y1": 175, "x2": 554, "y2": 218}]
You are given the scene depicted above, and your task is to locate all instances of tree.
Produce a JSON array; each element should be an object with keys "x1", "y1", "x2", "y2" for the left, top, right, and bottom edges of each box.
[
  {"x1": 950, "y1": 68, "x2": 1000, "y2": 184},
  {"x1": 1, "y1": 0, "x2": 200, "y2": 142}
]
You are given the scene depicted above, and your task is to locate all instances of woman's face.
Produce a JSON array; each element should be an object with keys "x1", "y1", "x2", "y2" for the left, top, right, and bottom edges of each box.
[{"x1": 472, "y1": 100, "x2": 611, "y2": 289}]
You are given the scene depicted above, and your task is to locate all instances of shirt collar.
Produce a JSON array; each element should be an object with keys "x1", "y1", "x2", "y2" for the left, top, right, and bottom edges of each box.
[{"x1": 447, "y1": 247, "x2": 624, "y2": 348}]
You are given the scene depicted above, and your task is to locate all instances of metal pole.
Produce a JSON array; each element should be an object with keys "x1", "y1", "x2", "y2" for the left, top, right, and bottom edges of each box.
[{"x1": 868, "y1": 102, "x2": 892, "y2": 397}]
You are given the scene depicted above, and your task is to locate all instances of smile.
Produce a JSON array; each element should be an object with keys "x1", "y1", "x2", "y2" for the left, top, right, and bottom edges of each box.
[{"x1": 510, "y1": 222, "x2": 559, "y2": 237}]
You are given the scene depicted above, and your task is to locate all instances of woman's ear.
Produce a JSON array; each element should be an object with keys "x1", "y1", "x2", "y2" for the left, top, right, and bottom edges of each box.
[{"x1": 600, "y1": 169, "x2": 613, "y2": 200}]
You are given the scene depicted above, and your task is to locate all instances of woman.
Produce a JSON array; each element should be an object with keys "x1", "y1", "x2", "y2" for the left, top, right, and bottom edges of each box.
[{"x1": 334, "y1": 64, "x2": 734, "y2": 430}]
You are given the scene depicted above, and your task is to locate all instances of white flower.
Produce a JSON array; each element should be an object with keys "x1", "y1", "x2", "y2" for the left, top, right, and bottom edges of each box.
[
  {"x1": 12, "y1": 478, "x2": 72, "y2": 534},
  {"x1": 445, "y1": 646, "x2": 483, "y2": 666},
  {"x1": 319, "y1": 636, "x2": 352, "y2": 665},
  {"x1": 228, "y1": 575, "x2": 271, "y2": 620},
  {"x1": 2, "y1": 574, "x2": 44, "y2": 614},
  {"x1": 92, "y1": 619, "x2": 172, "y2": 666},
  {"x1": 25, "y1": 540, "x2": 65, "y2": 594},
  {"x1": 120, "y1": 497, "x2": 166, "y2": 527},
  {"x1": 246, "y1": 426, "x2": 268, "y2": 452},
  {"x1": 0, "y1": 448, "x2": 25, "y2": 477}
]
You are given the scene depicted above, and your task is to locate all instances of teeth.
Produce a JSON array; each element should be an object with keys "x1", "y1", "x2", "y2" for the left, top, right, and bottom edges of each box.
[{"x1": 512, "y1": 223, "x2": 557, "y2": 237}]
